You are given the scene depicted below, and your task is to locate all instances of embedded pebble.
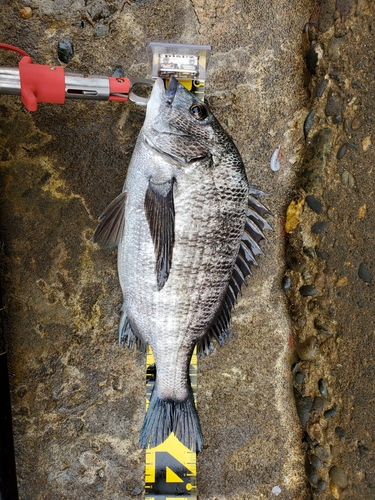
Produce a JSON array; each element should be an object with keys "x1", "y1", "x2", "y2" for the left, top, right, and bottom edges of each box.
[
  {"x1": 317, "y1": 480, "x2": 327, "y2": 491},
  {"x1": 335, "y1": 426, "x2": 346, "y2": 439},
  {"x1": 132, "y1": 487, "x2": 142, "y2": 495},
  {"x1": 294, "y1": 388, "x2": 313, "y2": 428},
  {"x1": 281, "y1": 275, "x2": 291, "y2": 292},
  {"x1": 336, "y1": 143, "x2": 348, "y2": 160},
  {"x1": 270, "y1": 145, "x2": 281, "y2": 171},
  {"x1": 318, "y1": 378, "x2": 328, "y2": 398},
  {"x1": 304, "y1": 110, "x2": 316, "y2": 138},
  {"x1": 295, "y1": 372, "x2": 305, "y2": 384},
  {"x1": 351, "y1": 118, "x2": 361, "y2": 130},
  {"x1": 316, "y1": 79, "x2": 327, "y2": 98},
  {"x1": 315, "y1": 247, "x2": 329, "y2": 260},
  {"x1": 329, "y1": 466, "x2": 348, "y2": 488},
  {"x1": 315, "y1": 445, "x2": 331, "y2": 463},
  {"x1": 325, "y1": 91, "x2": 343, "y2": 116},
  {"x1": 358, "y1": 262, "x2": 371, "y2": 283},
  {"x1": 310, "y1": 454, "x2": 322, "y2": 469},
  {"x1": 329, "y1": 71, "x2": 341, "y2": 80},
  {"x1": 332, "y1": 114, "x2": 342, "y2": 124},
  {"x1": 271, "y1": 485, "x2": 281, "y2": 496},
  {"x1": 352, "y1": 80, "x2": 361, "y2": 88},
  {"x1": 311, "y1": 220, "x2": 330, "y2": 234},
  {"x1": 341, "y1": 170, "x2": 355, "y2": 188},
  {"x1": 94, "y1": 24, "x2": 110, "y2": 37},
  {"x1": 112, "y1": 67, "x2": 124, "y2": 78},
  {"x1": 19, "y1": 6, "x2": 33, "y2": 18},
  {"x1": 305, "y1": 195, "x2": 323, "y2": 214},
  {"x1": 324, "y1": 405, "x2": 338, "y2": 418},
  {"x1": 299, "y1": 284, "x2": 318, "y2": 297},
  {"x1": 362, "y1": 136, "x2": 371, "y2": 152},
  {"x1": 312, "y1": 396, "x2": 326, "y2": 411},
  {"x1": 57, "y1": 39, "x2": 74, "y2": 64}
]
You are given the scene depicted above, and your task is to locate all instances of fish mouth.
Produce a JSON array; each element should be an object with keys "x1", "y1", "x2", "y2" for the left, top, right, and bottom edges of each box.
[{"x1": 164, "y1": 77, "x2": 179, "y2": 104}]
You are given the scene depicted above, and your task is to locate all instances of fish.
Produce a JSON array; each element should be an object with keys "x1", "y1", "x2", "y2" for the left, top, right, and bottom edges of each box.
[{"x1": 93, "y1": 77, "x2": 271, "y2": 452}]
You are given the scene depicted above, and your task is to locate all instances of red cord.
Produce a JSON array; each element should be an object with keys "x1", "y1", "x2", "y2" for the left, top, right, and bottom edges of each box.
[{"x1": 0, "y1": 43, "x2": 29, "y2": 57}]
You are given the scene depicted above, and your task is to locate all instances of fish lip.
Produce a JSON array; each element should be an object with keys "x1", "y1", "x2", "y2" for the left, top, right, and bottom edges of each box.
[{"x1": 164, "y1": 76, "x2": 179, "y2": 104}]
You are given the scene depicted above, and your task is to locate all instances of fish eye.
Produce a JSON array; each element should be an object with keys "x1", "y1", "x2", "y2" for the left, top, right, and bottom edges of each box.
[{"x1": 190, "y1": 103, "x2": 207, "y2": 120}]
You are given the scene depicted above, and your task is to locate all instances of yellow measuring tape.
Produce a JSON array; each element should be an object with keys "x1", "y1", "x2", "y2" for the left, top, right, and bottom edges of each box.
[{"x1": 145, "y1": 347, "x2": 198, "y2": 499}]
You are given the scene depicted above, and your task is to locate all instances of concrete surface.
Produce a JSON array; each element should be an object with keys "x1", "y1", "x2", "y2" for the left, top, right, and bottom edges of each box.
[{"x1": 1, "y1": 0, "x2": 373, "y2": 499}]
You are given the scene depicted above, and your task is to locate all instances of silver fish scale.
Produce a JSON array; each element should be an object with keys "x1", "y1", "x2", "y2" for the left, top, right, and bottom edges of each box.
[{"x1": 120, "y1": 144, "x2": 248, "y2": 402}]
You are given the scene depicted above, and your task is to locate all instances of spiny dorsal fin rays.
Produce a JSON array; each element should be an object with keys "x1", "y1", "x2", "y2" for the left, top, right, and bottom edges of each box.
[
  {"x1": 197, "y1": 186, "x2": 272, "y2": 359},
  {"x1": 93, "y1": 191, "x2": 127, "y2": 248},
  {"x1": 144, "y1": 177, "x2": 175, "y2": 290}
]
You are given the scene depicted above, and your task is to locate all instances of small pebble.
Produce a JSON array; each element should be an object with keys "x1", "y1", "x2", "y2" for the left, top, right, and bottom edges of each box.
[
  {"x1": 335, "y1": 426, "x2": 346, "y2": 439},
  {"x1": 315, "y1": 445, "x2": 330, "y2": 463},
  {"x1": 295, "y1": 372, "x2": 305, "y2": 384},
  {"x1": 304, "y1": 110, "x2": 316, "y2": 138},
  {"x1": 310, "y1": 454, "x2": 322, "y2": 469},
  {"x1": 336, "y1": 143, "x2": 348, "y2": 160},
  {"x1": 318, "y1": 378, "x2": 328, "y2": 398},
  {"x1": 352, "y1": 80, "x2": 361, "y2": 88},
  {"x1": 341, "y1": 170, "x2": 355, "y2": 188},
  {"x1": 324, "y1": 405, "x2": 338, "y2": 418},
  {"x1": 329, "y1": 71, "x2": 341, "y2": 80},
  {"x1": 271, "y1": 485, "x2": 281, "y2": 496},
  {"x1": 351, "y1": 118, "x2": 361, "y2": 130},
  {"x1": 315, "y1": 247, "x2": 329, "y2": 260},
  {"x1": 94, "y1": 24, "x2": 110, "y2": 37},
  {"x1": 305, "y1": 195, "x2": 323, "y2": 214},
  {"x1": 113, "y1": 67, "x2": 124, "y2": 78},
  {"x1": 19, "y1": 6, "x2": 33, "y2": 18},
  {"x1": 362, "y1": 136, "x2": 372, "y2": 152},
  {"x1": 329, "y1": 466, "x2": 348, "y2": 488},
  {"x1": 325, "y1": 90, "x2": 343, "y2": 116},
  {"x1": 57, "y1": 39, "x2": 74, "y2": 64},
  {"x1": 312, "y1": 221, "x2": 330, "y2": 234},
  {"x1": 312, "y1": 396, "x2": 326, "y2": 411},
  {"x1": 281, "y1": 275, "x2": 291, "y2": 292},
  {"x1": 132, "y1": 487, "x2": 142, "y2": 495},
  {"x1": 332, "y1": 114, "x2": 342, "y2": 124},
  {"x1": 97, "y1": 487, "x2": 104, "y2": 492},
  {"x1": 317, "y1": 480, "x2": 327, "y2": 491},
  {"x1": 316, "y1": 79, "x2": 327, "y2": 98},
  {"x1": 294, "y1": 388, "x2": 313, "y2": 428},
  {"x1": 299, "y1": 284, "x2": 318, "y2": 297},
  {"x1": 358, "y1": 262, "x2": 371, "y2": 283}
]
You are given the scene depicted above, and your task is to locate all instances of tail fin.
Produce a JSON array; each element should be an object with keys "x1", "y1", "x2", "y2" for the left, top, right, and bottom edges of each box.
[{"x1": 140, "y1": 387, "x2": 203, "y2": 452}]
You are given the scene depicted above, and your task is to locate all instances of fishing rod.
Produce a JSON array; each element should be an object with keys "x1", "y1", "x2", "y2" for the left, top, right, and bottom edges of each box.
[{"x1": 0, "y1": 41, "x2": 211, "y2": 500}]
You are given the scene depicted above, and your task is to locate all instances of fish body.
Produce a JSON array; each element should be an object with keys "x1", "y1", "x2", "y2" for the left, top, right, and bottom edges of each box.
[{"x1": 94, "y1": 78, "x2": 271, "y2": 452}]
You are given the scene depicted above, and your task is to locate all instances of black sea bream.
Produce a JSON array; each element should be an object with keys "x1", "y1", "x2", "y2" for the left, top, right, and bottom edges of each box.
[{"x1": 94, "y1": 77, "x2": 271, "y2": 452}]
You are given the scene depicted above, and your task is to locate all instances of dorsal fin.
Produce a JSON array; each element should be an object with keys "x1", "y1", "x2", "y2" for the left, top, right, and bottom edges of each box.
[
  {"x1": 197, "y1": 186, "x2": 271, "y2": 359},
  {"x1": 144, "y1": 178, "x2": 175, "y2": 290},
  {"x1": 93, "y1": 191, "x2": 127, "y2": 248}
]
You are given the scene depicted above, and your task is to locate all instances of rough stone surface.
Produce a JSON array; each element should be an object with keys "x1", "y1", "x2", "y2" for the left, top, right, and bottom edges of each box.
[{"x1": 0, "y1": 0, "x2": 311, "y2": 499}]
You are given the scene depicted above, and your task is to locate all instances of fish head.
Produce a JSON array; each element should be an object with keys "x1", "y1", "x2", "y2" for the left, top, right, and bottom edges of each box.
[{"x1": 143, "y1": 77, "x2": 222, "y2": 166}]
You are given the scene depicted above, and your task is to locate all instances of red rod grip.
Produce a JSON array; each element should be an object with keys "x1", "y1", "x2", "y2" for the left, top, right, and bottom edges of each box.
[
  {"x1": 18, "y1": 56, "x2": 65, "y2": 111},
  {"x1": 108, "y1": 76, "x2": 130, "y2": 102}
]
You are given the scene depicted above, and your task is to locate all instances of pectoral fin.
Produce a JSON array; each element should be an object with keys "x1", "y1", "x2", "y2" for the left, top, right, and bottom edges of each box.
[
  {"x1": 144, "y1": 178, "x2": 175, "y2": 290},
  {"x1": 93, "y1": 191, "x2": 127, "y2": 248}
]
